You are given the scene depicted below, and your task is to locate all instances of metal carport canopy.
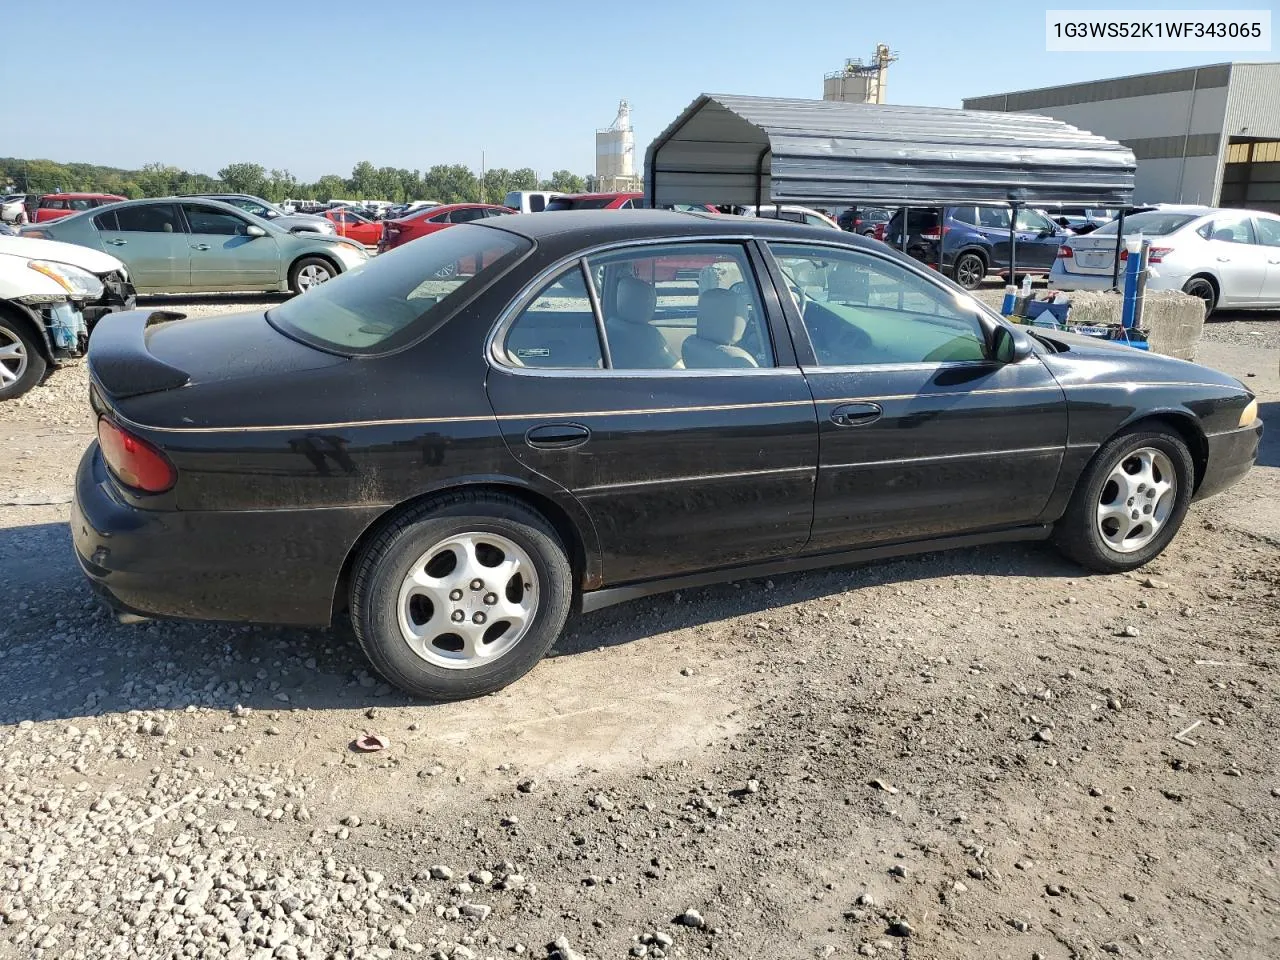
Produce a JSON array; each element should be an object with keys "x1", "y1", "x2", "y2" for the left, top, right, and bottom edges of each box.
[{"x1": 644, "y1": 94, "x2": 1137, "y2": 209}]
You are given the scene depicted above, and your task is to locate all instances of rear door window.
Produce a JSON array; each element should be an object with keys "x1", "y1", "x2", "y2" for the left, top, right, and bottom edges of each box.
[
  {"x1": 504, "y1": 268, "x2": 603, "y2": 368},
  {"x1": 113, "y1": 203, "x2": 184, "y2": 233},
  {"x1": 182, "y1": 203, "x2": 251, "y2": 235},
  {"x1": 1205, "y1": 217, "x2": 1256, "y2": 245}
]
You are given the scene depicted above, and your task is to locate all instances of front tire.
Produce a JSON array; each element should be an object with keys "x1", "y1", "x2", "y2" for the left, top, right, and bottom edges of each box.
[
  {"x1": 1053, "y1": 426, "x2": 1194, "y2": 573},
  {"x1": 350, "y1": 493, "x2": 573, "y2": 701},
  {"x1": 289, "y1": 257, "x2": 337, "y2": 295},
  {"x1": 0, "y1": 314, "x2": 46, "y2": 401},
  {"x1": 952, "y1": 252, "x2": 987, "y2": 290}
]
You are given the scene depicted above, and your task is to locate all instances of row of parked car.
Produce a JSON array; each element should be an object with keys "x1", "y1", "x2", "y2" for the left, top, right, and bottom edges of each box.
[{"x1": 3, "y1": 186, "x2": 1277, "y2": 403}]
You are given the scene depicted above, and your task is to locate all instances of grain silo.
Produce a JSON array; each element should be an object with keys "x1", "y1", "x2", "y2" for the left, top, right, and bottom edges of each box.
[
  {"x1": 823, "y1": 44, "x2": 897, "y2": 104},
  {"x1": 595, "y1": 100, "x2": 639, "y2": 192}
]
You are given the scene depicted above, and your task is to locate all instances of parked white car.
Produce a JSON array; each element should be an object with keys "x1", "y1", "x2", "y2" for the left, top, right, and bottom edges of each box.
[
  {"x1": 0, "y1": 235, "x2": 135, "y2": 400},
  {"x1": 504, "y1": 191, "x2": 561, "y2": 214},
  {"x1": 737, "y1": 204, "x2": 841, "y2": 229},
  {"x1": 1049, "y1": 205, "x2": 1280, "y2": 315},
  {"x1": 1, "y1": 195, "x2": 29, "y2": 225}
]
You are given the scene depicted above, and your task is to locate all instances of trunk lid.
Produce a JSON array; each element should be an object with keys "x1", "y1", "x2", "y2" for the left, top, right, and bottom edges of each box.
[
  {"x1": 88, "y1": 308, "x2": 345, "y2": 424},
  {"x1": 1057, "y1": 232, "x2": 1123, "y2": 276}
]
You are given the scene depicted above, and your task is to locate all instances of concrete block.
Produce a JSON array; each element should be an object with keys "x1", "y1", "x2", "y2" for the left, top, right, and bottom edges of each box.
[{"x1": 1052, "y1": 290, "x2": 1205, "y2": 361}]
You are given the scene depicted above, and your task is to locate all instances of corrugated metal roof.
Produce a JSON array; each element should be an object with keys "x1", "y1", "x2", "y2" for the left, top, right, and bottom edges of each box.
[{"x1": 645, "y1": 94, "x2": 1137, "y2": 208}]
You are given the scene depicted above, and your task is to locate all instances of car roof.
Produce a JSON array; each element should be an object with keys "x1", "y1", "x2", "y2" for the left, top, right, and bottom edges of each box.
[
  {"x1": 41, "y1": 192, "x2": 123, "y2": 199},
  {"x1": 479, "y1": 208, "x2": 855, "y2": 243},
  {"x1": 556, "y1": 192, "x2": 641, "y2": 200}
]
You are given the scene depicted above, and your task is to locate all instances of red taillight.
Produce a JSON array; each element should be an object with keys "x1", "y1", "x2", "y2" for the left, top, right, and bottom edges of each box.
[
  {"x1": 1118, "y1": 247, "x2": 1171, "y2": 264},
  {"x1": 97, "y1": 417, "x2": 176, "y2": 493},
  {"x1": 1057, "y1": 245, "x2": 1073, "y2": 258}
]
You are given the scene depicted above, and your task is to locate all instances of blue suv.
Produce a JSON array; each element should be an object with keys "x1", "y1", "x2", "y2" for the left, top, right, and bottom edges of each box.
[{"x1": 883, "y1": 206, "x2": 1070, "y2": 290}]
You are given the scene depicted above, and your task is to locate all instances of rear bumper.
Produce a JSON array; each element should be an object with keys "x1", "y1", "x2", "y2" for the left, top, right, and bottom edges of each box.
[
  {"x1": 1195, "y1": 420, "x2": 1264, "y2": 501},
  {"x1": 72, "y1": 444, "x2": 383, "y2": 626}
]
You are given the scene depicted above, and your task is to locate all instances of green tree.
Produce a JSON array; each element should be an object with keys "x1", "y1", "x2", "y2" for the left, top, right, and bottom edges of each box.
[
  {"x1": 217, "y1": 162, "x2": 267, "y2": 196},
  {"x1": 544, "y1": 169, "x2": 585, "y2": 194},
  {"x1": 314, "y1": 174, "x2": 348, "y2": 201},
  {"x1": 136, "y1": 162, "x2": 185, "y2": 197},
  {"x1": 264, "y1": 169, "x2": 298, "y2": 203},
  {"x1": 422, "y1": 164, "x2": 479, "y2": 204},
  {"x1": 348, "y1": 161, "x2": 378, "y2": 198}
]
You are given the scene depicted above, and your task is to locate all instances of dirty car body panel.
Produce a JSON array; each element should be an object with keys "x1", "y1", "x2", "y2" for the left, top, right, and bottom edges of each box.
[{"x1": 71, "y1": 212, "x2": 1262, "y2": 629}]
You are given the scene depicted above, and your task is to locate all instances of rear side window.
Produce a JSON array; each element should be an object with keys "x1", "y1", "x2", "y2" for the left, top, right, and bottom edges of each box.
[
  {"x1": 69, "y1": 198, "x2": 94, "y2": 210},
  {"x1": 112, "y1": 204, "x2": 183, "y2": 233},
  {"x1": 268, "y1": 224, "x2": 529, "y2": 355},
  {"x1": 40, "y1": 198, "x2": 64, "y2": 209},
  {"x1": 529, "y1": 195, "x2": 546, "y2": 212},
  {"x1": 1204, "y1": 216, "x2": 1255, "y2": 245},
  {"x1": 504, "y1": 268, "x2": 602, "y2": 368}
]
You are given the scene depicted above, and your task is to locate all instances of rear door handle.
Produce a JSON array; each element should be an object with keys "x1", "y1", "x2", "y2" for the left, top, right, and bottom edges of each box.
[
  {"x1": 1216, "y1": 256, "x2": 1231, "y2": 262},
  {"x1": 829, "y1": 402, "x2": 882, "y2": 427},
  {"x1": 191, "y1": 243, "x2": 211, "y2": 251},
  {"x1": 525, "y1": 423, "x2": 590, "y2": 450},
  {"x1": 105, "y1": 238, "x2": 127, "y2": 246}
]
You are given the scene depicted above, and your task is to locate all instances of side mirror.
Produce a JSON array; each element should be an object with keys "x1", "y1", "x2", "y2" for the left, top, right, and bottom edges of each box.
[
  {"x1": 990, "y1": 324, "x2": 1034, "y2": 363},
  {"x1": 264, "y1": 209, "x2": 279, "y2": 218},
  {"x1": 245, "y1": 224, "x2": 267, "y2": 238}
]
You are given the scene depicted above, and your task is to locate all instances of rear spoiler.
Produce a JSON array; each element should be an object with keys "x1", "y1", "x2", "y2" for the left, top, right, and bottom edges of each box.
[{"x1": 88, "y1": 310, "x2": 190, "y2": 399}]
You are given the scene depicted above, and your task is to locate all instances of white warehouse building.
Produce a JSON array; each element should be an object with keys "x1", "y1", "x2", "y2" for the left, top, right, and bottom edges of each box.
[{"x1": 964, "y1": 62, "x2": 1280, "y2": 211}]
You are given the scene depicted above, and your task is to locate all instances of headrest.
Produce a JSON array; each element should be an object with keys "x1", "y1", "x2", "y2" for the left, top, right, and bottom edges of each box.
[
  {"x1": 1212, "y1": 228, "x2": 1235, "y2": 243},
  {"x1": 616, "y1": 276, "x2": 656, "y2": 324},
  {"x1": 697, "y1": 288, "x2": 748, "y2": 345}
]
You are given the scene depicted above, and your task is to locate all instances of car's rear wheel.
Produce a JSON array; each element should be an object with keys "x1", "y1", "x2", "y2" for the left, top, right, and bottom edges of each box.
[
  {"x1": 289, "y1": 257, "x2": 337, "y2": 295},
  {"x1": 952, "y1": 252, "x2": 987, "y2": 290},
  {"x1": 350, "y1": 493, "x2": 573, "y2": 701},
  {"x1": 1182, "y1": 275, "x2": 1217, "y2": 317},
  {"x1": 1053, "y1": 426, "x2": 1194, "y2": 573},
  {"x1": 0, "y1": 313, "x2": 46, "y2": 402}
]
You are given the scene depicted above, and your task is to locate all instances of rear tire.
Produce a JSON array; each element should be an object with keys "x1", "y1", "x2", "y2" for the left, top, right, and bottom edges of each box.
[
  {"x1": 952, "y1": 252, "x2": 987, "y2": 290},
  {"x1": 0, "y1": 313, "x2": 46, "y2": 402},
  {"x1": 289, "y1": 257, "x2": 337, "y2": 295},
  {"x1": 350, "y1": 493, "x2": 573, "y2": 701},
  {"x1": 1182, "y1": 275, "x2": 1217, "y2": 317},
  {"x1": 1053, "y1": 426, "x2": 1194, "y2": 573}
]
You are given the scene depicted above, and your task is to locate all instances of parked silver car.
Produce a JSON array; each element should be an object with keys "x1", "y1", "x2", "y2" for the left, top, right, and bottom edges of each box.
[{"x1": 189, "y1": 194, "x2": 335, "y2": 235}]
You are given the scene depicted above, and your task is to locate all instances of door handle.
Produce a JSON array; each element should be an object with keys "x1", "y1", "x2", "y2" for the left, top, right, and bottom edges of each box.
[
  {"x1": 525, "y1": 423, "x2": 590, "y2": 450},
  {"x1": 105, "y1": 238, "x2": 127, "y2": 246},
  {"x1": 1269, "y1": 259, "x2": 1280, "y2": 265},
  {"x1": 190, "y1": 243, "x2": 211, "y2": 251},
  {"x1": 829, "y1": 402, "x2": 882, "y2": 427},
  {"x1": 1216, "y1": 256, "x2": 1231, "y2": 262}
]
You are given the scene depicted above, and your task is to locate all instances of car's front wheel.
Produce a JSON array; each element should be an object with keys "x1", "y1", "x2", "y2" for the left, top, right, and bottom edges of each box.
[
  {"x1": 1053, "y1": 426, "x2": 1194, "y2": 573},
  {"x1": 289, "y1": 257, "x2": 337, "y2": 295},
  {"x1": 350, "y1": 493, "x2": 573, "y2": 701},
  {"x1": 0, "y1": 312, "x2": 47, "y2": 402}
]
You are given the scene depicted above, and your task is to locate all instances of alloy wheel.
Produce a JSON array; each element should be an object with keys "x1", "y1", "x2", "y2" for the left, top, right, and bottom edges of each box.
[
  {"x1": 1095, "y1": 446, "x2": 1177, "y2": 553},
  {"x1": 1184, "y1": 278, "x2": 1216, "y2": 315},
  {"x1": 0, "y1": 328, "x2": 28, "y2": 387},
  {"x1": 396, "y1": 532, "x2": 539, "y2": 669},
  {"x1": 954, "y1": 254, "x2": 985, "y2": 289},
  {"x1": 297, "y1": 264, "x2": 332, "y2": 290}
]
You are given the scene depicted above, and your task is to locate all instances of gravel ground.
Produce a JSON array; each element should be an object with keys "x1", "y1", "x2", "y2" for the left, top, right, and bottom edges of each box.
[{"x1": 1, "y1": 295, "x2": 1277, "y2": 960}]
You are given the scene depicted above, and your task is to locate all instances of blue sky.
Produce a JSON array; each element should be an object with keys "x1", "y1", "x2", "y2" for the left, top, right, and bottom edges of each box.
[{"x1": 6, "y1": 0, "x2": 1276, "y2": 180}]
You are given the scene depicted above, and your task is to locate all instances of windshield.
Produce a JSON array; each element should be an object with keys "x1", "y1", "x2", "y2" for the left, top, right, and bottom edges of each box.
[
  {"x1": 1091, "y1": 211, "x2": 1200, "y2": 237},
  {"x1": 268, "y1": 224, "x2": 530, "y2": 355}
]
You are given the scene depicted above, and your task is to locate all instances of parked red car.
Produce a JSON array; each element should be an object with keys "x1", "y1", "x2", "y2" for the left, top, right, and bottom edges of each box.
[
  {"x1": 379, "y1": 203, "x2": 515, "y2": 252},
  {"x1": 545, "y1": 192, "x2": 644, "y2": 210},
  {"x1": 319, "y1": 207, "x2": 383, "y2": 247},
  {"x1": 34, "y1": 193, "x2": 126, "y2": 223},
  {"x1": 546, "y1": 192, "x2": 717, "y2": 213}
]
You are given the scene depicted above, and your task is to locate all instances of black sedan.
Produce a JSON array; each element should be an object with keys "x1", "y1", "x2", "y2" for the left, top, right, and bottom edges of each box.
[{"x1": 73, "y1": 211, "x2": 1263, "y2": 701}]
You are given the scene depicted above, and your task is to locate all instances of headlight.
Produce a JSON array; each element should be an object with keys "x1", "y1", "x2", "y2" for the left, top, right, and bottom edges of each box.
[
  {"x1": 1239, "y1": 398, "x2": 1258, "y2": 427},
  {"x1": 28, "y1": 260, "x2": 105, "y2": 299}
]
